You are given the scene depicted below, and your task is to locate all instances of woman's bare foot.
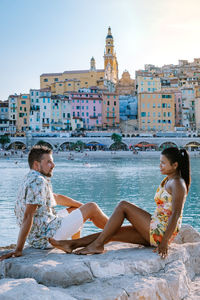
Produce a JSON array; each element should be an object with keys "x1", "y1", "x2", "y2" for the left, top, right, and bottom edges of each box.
[
  {"x1": 75, "y1": 242, "x2": 105, "y2": 255},
  {"x1": 49, "y1": 238, "x2": 73, "y2": 253}
]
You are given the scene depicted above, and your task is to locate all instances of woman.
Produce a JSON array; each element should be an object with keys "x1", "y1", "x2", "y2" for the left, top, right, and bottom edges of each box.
[{"x1": 49, "y1": 147, "x2": 190, "y2": 259}]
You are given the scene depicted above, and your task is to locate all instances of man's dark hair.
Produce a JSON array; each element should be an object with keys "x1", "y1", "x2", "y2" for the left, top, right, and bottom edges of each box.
[{"x1": 28, "y1": 145, "x2": 52, "y2": 168}]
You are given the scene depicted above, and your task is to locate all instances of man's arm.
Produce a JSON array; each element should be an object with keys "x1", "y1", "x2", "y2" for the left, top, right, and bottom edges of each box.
[
  {"x1": 53, "y1": 193, "x2": 83, "y2": 208},
  {"x1": 0, "y1": 204, "x2": 38, "y2": 261}
]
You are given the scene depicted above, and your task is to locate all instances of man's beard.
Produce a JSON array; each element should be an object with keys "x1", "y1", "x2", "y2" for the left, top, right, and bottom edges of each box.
[{"x1": 40, "y1": 168, "x2": 53, "y2": 177}]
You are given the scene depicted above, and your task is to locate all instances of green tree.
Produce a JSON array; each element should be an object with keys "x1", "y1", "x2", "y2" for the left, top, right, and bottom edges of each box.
[
  {"x1": 111, "y1": 133, "x2": 122, "y2": 144},
  {"x1": 110, "y1": 133, "x2": 127, "y2": 150},
  {"x1": 0, "y1": 134, "x2": 10, "y2": 149},
  {"x1": 74, "y1": 140, "x2": 85, "y2": 151}
]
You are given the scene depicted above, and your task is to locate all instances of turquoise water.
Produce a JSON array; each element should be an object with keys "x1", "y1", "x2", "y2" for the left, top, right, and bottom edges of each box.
[{"x1": 0, "y1": 156, "x2": 200, "y2": 246}]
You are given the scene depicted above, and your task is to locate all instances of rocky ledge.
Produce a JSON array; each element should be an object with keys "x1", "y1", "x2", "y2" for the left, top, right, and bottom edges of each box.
[{"x1": 0, "y1": 224, "x2": 200, "y2": 300}]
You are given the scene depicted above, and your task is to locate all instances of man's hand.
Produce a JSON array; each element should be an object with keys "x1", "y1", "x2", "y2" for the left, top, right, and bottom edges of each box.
[{"x1": 0, "y1": 250, "x2": 22, "y2": 261}]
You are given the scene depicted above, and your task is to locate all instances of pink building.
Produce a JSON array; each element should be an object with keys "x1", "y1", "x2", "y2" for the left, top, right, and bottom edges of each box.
[{"x1": 70, "y1": 88, "x2": 103, "y2": 129}]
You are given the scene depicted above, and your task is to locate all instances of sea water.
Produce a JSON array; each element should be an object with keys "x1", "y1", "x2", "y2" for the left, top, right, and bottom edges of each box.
[{"x1": 0, "y1": 156, "x2": 199, "y2": 246}]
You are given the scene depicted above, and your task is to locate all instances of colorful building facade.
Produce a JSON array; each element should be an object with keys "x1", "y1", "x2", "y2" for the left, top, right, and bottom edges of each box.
[
  {"x1": 102, "y1": 93, "x2": 119, "y2": 129},
  {"x1": 0, "y1": 100, "x2": 9, "y2": 134},
  {"x1": 138, "y1": 92, "x2": 175, "y2": 131},
  {"x1": 70, "y1": 90, "x2": 102, "y2": 130}
]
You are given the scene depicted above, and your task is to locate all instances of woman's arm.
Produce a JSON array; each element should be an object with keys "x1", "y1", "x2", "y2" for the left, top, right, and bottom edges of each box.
[
  {"x1": 157, "y1": 178, "x2": 186, "y2": 258},
  {"x1": 53, "y1": 193, "x2": 83, "y2": 208},
  {"x1": 0, "y1": 204, "x2": 38, "y2": 261}
]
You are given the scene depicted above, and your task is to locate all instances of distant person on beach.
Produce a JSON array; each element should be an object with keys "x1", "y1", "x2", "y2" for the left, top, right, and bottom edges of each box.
[
  {"x1": 0, "y1": 145, "x2": 108, "y2": 261},
  {"x1": 49, "y1": 147, "x2": 190, "y2": 259}
]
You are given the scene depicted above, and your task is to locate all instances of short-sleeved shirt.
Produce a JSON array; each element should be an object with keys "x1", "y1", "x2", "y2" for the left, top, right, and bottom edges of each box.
[{"x1": 14, "y1": 170, "x2": 62, "y2": 249}]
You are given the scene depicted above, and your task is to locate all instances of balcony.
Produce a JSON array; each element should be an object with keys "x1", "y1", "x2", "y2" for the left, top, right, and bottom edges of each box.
[{"x1": 90, "y1": 115, "x2": 98, "y2": 119}]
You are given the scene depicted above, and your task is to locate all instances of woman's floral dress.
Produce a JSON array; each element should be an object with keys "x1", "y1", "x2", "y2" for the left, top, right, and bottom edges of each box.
[{"x1": 150, "y1": 177, "x2": 185, "y2": 247}]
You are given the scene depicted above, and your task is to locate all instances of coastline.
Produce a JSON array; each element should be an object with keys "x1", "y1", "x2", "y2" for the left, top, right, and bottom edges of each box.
[{"x1": 1, "y1": 150, "x2": 200, "y2": 160}]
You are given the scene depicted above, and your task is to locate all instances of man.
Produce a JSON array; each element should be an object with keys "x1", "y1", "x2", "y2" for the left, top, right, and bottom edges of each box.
[{"x1": 0, "y1": 145, "x2": 108, "y2": 260}]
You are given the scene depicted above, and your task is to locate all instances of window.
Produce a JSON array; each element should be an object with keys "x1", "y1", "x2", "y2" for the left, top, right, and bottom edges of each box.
[
  {"x1": 141, "y1": 112, "x2": 146, "y2": 117},
  {"x1": 114, "y1": 101, "x2": 116, "y2": 106},
  {"x1": 54, "y1": 78, "x2": 58, "y2": 82},
  {"x1": 21, "y1": 101, "x2": 26, "y2": 104},
  {"x1": 44, "y1": 79, "x2": 48, "y2": 82},
  {"x1": 107, "y1": 101, "x2": 110, "y2": 105}
]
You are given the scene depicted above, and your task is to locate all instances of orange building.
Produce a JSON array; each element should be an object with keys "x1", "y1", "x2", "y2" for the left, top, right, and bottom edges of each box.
[
  {"x1": 138, "y1": 92, "x2": 175, "y2": 131},
  {"x1": 102, "y1": 92, "x2": 119, "y2": 129}
]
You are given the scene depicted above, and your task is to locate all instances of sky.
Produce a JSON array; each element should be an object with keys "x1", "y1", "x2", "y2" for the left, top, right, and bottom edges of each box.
[{"x1": 1, "y1": 0, "x2": 200, "y2": 100}]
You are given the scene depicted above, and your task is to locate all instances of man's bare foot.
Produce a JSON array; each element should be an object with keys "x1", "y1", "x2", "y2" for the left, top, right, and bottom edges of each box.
[
  {"x1": 48, "y1": 238, "x2": 73, "y2": 253},
  {"x1": 75, "y1": 243, "x2": 105, "y2": 255}
]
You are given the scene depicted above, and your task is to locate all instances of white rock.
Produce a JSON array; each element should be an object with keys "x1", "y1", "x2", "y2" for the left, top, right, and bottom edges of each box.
[
  {"x1": 0, "y1": 278, "x2": 76, "y2": 300},
  {"x1": 0, "y1": 224, "x2": 199, "y2": 299}
]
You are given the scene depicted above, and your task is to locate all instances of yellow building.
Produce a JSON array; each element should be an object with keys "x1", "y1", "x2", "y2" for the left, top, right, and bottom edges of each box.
[
  {"x1": 40, "y1": 27, "x2": 118, "y2": 93},
  {"x1": 136, "y1": 76, "x2": 161, "y2": 93},
  {"x1": 116, "y1": 70, "x2": 135, "y2": 95},
  {"x1": 138, "y1": 92, "x2": 175, "y2": 131},
  {"x1": 16, "y1": 94, "x2": 30, "y2": 133}
]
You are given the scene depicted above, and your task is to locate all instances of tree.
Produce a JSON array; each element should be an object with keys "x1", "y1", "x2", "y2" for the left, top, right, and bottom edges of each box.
[
  {"x1": 74, "y1": 140, "x2": 85, "y2": 151},
  {"x1": 111, "y1": 133, "x2": 122, "y2": 144},
  {"x1": 0, "y1": 134, "x2": 10, "y2": 149},
  {"x1": 110, "y1": 133, "x2": 127, "y2": 150}
]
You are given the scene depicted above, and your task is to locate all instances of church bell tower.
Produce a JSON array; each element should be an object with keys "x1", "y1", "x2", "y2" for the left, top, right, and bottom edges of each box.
[{"x1": 104, "y1": 27, "x2": 118, "y2": 83}]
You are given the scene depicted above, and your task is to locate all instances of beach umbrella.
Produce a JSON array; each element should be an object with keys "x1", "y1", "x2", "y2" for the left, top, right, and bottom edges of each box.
[
  {"x1": 144, "y1": 144, "x2": 156, "y2": 147},
  {"x1": 134, "y1": 143, "x2": 144, "y2": 147}
]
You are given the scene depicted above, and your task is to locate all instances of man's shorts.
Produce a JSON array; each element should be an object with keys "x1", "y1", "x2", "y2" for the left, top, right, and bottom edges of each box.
[{"x1": 53, "y1": 208, "x2": 84, "y2": 240}]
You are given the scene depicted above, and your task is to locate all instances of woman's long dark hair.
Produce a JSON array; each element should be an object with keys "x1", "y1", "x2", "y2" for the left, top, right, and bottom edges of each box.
[{"x1": 161, "y1": 147, "x2": 191, "y2": 193}]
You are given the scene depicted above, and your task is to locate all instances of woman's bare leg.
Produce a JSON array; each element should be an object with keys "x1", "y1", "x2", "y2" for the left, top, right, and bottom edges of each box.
[
  {"x1": 76, "y1": 200, "x2": 151, "y2": 254},
  {"x1": 49, "y1": 225, "x2": 149, "y2": 253}
]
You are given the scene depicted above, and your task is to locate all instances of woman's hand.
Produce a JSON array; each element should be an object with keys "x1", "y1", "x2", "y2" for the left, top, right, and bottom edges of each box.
[
  {"x1": 0, "y1": 249, "x2": 22, "y2": 261},
  {"x1": 155, "y1": 240, "x2": 168, "y2": 259}
]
